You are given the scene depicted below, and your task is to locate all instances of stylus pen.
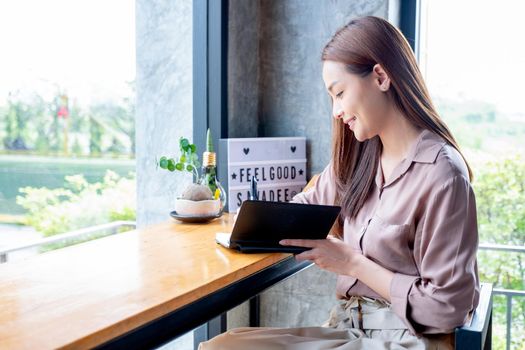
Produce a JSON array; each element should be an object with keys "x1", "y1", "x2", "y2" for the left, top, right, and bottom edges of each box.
[{"x1": 249, "y1": 176, "x2": 259, "y2": 201}]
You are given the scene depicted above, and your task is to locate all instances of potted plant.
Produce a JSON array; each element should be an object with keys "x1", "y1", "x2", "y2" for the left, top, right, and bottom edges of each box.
[{"x1": 157, "y1": 129, "x2": 226, "y2": 220}]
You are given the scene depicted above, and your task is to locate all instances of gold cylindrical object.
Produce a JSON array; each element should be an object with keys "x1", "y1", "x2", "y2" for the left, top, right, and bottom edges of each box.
[{"x1": 202, "y1": 151, "x2": 216, "y2": 166}]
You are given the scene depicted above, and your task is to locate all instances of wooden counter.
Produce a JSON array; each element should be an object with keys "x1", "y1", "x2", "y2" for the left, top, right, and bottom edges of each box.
[{"x1": 0, "y1": 214, "x2": 306, "y2": 350}]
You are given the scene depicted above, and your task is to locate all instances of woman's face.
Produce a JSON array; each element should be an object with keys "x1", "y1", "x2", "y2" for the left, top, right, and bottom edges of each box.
[{"x1": 322, "y1": 60, "x2": 391, "y2": 142}]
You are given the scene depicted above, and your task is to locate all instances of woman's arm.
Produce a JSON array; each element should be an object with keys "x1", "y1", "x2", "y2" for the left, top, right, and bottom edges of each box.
[
  {"x1": 279, "y1": 237, "x2": 394, "y2": 301},
  {"x1": 353, "y1": 254, "x2": 394, "y2": 301},
  {"x1": 290, "y1": 162, "x2": 337, "y2": 205},
  {"x1": 389, "y1": 175, "x2": 479, "y2": 333}
]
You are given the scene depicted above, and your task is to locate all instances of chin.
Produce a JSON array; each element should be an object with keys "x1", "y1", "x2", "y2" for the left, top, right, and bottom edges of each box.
[
  {"x1": 353, "y1": 131, "x2": 375, "y2": 143},
  {"x1": 353, "y1": 131, "x2": 367, "y2": 142}
]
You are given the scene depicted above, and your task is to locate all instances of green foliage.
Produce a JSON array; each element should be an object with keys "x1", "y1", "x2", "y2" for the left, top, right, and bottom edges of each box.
[
  {"x1": 475, "y1": 156, "x2": 525, "y2": 246},
  {"x1": 435, "y1": 96, "x2": 525, "y2": 348},
  {"x1": 473, "y1": 156, "x2": 525, "y2": 349},
  {"x1": 435, "y1": 97, "x2": 525, "y2": 154},
  {"x1": 88, "y1": 95, "x2": 135, "y2": 155},
  {"x1": 72, "y1": 137, "x2": 83, "y2": 156},
  {"x1": 202, "y1": 166, "x2": 218, "y2": 194},
  {"x1": 0, "y1": 87, "x2": 135, "y2": 157},
  {"x1": 16, "y1": 170, "x2": 136, "y2": 237},
  {"x1": 157, "y1": 137, "x2": 200, "y2": 178},
  {"x1": 2, "y1": 92, "x2": 47, "y2": 150},
  {"x1": 107, "y1": 137, "x2": 126, "y2": 155},
  {"x1": 206, "y1": 128, "x2": 214, "y2": 152},
  {"x1": 89, "y1": 116, "x2": 103, "y2": 155}
]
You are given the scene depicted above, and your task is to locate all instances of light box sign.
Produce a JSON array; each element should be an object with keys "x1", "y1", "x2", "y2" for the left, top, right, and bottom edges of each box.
[{"x1": 218, "y1": 137, "x2": 307, "y2": 212}]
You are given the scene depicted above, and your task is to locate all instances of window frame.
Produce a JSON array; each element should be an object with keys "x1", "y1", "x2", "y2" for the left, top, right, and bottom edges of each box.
[
  {"x1": 192, "y1": 0, "x2": 228, "y2": 158},
  {"x1": 400, "y1": 0, "x2": 421, "y2": 59}
]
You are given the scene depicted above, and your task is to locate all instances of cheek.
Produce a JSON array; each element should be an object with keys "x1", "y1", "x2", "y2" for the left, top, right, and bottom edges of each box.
[
  {"x1": 344, "y1": 86, "x2": 366, "y2": 113},
  {"x1": 369, "y1": 94, "x2": 390, "y2": 121},
  {"x1": 360, "y1": 89, "x2": 385, "y2": 118},
  {"x1": 344, "y1": 95, "x2": 360, "y2": 113}
]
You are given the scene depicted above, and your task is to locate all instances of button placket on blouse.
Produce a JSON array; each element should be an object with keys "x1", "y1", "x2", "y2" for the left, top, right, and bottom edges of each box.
[
  {"x1": 359, "y1": 184, "x2": 384, "y2": 251},
  {"x1": 358, "y1": 215, "x2": 375, "y2": 251}
]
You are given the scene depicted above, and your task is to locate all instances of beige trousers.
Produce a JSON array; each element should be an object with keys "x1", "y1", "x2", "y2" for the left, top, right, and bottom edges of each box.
[{"x1": 199, "y1": 297, "x2": 454, "y2": 350}]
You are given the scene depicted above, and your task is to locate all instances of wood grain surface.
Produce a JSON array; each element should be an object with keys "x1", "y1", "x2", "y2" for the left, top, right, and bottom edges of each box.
[{"x1": 0, "y1": 213, "x2": 290, "y2": 350}]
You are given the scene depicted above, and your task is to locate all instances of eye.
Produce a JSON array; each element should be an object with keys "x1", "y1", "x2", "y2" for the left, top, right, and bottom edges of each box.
[{"x1": 336, "y1": 91, "x2": 344, "y2": 99}]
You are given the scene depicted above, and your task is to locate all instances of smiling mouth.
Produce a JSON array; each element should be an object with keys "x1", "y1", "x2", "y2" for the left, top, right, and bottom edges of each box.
[
  {"x1": 345, "y1": 116, "x2": 357, "y2": 130},
  {"x1": 345, "y1": 116, "x2": 357, "y2": 124}
]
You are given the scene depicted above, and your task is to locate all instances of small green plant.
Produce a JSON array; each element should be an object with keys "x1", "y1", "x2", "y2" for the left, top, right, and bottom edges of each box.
[
  {"x1": 156, "y1": 130, "x2": 224, "y2": 205},
  {"x1": 157, "y1": 137, "x2": 200, "y2": 178}
]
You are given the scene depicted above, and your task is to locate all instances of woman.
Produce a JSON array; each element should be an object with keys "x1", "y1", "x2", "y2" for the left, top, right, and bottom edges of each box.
[{"x1": 200, "y1": 16, "x2": 479, "y2": 349}]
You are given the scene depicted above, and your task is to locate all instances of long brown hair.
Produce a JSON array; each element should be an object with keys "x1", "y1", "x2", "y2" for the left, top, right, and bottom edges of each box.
[{"x1": 322, "y1": 16, "x2": 472, "y2": 223}]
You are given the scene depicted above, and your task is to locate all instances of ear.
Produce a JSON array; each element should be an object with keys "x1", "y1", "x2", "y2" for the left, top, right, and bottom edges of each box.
[{"x1": 372, "y1": 64, "x2": 390, "y2": 92}]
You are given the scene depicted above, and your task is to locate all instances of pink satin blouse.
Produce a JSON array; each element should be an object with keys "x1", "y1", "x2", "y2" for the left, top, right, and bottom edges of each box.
[{"x1": 291, "y1": 129, "x2": 480, "y2": 335}]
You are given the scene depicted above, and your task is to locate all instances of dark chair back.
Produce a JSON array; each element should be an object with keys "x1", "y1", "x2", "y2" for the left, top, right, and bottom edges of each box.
[{"x1": 455, "y1": 283, "x2": 493, "y2": 350}]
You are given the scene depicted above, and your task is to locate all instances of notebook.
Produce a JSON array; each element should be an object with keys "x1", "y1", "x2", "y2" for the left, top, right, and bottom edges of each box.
[{"x1": 215, "y1": 200, "x2": 341, "y2": 253}]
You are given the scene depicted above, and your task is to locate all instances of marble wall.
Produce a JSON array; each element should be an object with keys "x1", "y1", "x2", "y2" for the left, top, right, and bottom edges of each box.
[
  {"x1": 136, "y1": 0, "x2": 194, "y2": 228},
  {"x1": 227, "y1": 0, "x2": 260, "y2": 138}
]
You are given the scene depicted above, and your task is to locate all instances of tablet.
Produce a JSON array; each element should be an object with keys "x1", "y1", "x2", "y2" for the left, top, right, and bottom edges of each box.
[{"x1": 216, "y1": 200, "x2": 341, "y2": 253}]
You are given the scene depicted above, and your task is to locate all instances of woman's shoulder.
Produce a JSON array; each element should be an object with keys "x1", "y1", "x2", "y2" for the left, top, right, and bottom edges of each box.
[
  {"x1": 414, "y1": 130, "x2": 470, "y2": 188},
  {"x1": 421, "y1": 143, "x2": 471, "y2": 194},
  {"x1": 434, "y1": 144, "x2": 470, "y2": 182}
]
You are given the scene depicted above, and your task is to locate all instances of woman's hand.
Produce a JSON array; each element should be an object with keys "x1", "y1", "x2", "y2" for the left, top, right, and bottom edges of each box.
[
  {"x1": 281, "y1": 236, "x2": 395, "y2": 301},
  {"x1": 279, "y1": 237, "x2": 363, "y2": 277}
]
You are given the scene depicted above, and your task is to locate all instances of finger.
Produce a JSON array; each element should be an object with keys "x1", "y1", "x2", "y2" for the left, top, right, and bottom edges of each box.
[
  {"x1": 295, "y1": 249, "x2": 316, "y2": 261},
  {"x1": 279, "y1": 239, "x2": 319, "y2": 247},
  {"x1": 326, "y1": 236, "x2": 340, "y2": 242}
]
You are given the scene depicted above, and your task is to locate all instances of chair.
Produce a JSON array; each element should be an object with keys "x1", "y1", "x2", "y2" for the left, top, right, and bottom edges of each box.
[{"x1": 455, "y1": 282, "x2": 493, "y2": 349}]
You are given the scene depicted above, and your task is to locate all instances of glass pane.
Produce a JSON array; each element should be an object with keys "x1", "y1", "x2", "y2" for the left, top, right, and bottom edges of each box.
[
  {"x1": 421, "y1": 2, "x2": 525, "y2": 349},
  {"x1": 0, "y1": 0, "x2": 136, "y2": 262},
  {"x1": 421, "y1": 0, "x2": 525, "y2": 157}
]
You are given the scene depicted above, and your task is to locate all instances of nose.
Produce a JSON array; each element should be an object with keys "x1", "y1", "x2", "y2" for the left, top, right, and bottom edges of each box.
[{"x1": 332, "y1": 105, "x2": 344, "y2": 120}]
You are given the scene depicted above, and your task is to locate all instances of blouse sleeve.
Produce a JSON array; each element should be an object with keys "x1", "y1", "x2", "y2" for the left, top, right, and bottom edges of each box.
[
  {"x1": 290, "y1": 162, "x2": 337, "y2": 206},
  {"x1": 389, "y1": 175, "x2": 479, "y2": 334}
]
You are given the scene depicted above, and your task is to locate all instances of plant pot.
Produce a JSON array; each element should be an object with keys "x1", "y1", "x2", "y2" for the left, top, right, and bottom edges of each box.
[{"x1": 174, "y1": 198, "x2": 221, "y2": 217}]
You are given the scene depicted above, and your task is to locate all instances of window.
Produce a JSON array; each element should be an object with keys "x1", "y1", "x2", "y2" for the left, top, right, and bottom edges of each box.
[
  {"x1": 421, "y1": 1, "x2": 525, "y2": 348},
  {"x1": 0, "y1": 0, "x2": 136, "y2": 262}
]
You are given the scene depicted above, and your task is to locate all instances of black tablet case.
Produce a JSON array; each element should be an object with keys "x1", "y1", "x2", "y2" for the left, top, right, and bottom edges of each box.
[{"x1": 229, "y1": 200, "x2": 341, "y2": 253}]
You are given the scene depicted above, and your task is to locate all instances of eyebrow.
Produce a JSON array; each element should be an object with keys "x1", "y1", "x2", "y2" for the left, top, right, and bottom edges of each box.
[{"x1": 327, "y1": 80, "x2": 339, "y2": 93}]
